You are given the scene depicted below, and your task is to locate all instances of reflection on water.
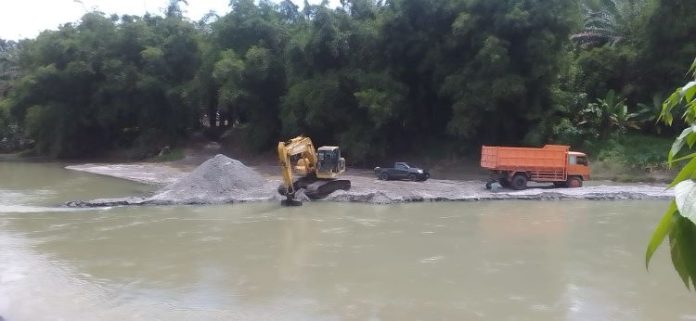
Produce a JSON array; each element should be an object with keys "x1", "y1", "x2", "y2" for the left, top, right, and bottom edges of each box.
[{"x1": 0, "y1": 162, "x2": 694, "y2": 321}]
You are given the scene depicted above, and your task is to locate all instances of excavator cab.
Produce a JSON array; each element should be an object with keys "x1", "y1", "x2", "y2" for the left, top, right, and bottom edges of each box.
[{"x1": 316, "y1": 146, "x2": 346, "y2": 178}]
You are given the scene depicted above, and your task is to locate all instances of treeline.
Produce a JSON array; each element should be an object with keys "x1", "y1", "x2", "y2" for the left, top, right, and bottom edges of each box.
[{"x1": 0, "y1": 0, "x2": 694, "y2": 161}]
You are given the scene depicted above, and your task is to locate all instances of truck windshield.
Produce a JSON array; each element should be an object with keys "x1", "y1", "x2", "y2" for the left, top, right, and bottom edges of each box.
[{"x1": 577, "y1": 156, "x2": 588, "y2": 166}]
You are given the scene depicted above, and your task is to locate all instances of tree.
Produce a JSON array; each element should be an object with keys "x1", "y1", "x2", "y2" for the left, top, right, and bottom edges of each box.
[
  {"x1": 5, "y1": 12, "x2": 201, "y2": 158},
  {"x1": 637, "y1": 0, "x2": 696, "y2": 100},
  {"x1": 0, "y1": 39, "x2": 21, "y2": 98},
  {"x1": 433, "y1": 0, "x2": 578, "y2": 145},
  {"x1": 646, "y1": 57, "x2": 696, "y2": 288},
  {"x1": 571, "y1": 0, "x2": 654, "y2": 48},
  {"x1": 190, "y1": 0, "x2": 289, "y2": 148}
]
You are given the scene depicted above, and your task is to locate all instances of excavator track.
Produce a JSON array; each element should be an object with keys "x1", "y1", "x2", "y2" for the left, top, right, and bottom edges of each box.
[
  {"x1": 277, "y1": 177, "x2": 351, "y2": 200},
  {"x1": 304, "y1": 179, "x2": 351, "y2": 200}
]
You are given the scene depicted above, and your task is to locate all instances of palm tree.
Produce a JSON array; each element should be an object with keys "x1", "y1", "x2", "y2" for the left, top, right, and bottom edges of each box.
[{"x1": 571, "y1": 0, "x2": 654, "y2": 48}]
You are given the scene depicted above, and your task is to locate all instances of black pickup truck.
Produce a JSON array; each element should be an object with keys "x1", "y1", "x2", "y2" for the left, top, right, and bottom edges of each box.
[{"x1": 374, "y1": 162, "x2": 430, "y2": 181}]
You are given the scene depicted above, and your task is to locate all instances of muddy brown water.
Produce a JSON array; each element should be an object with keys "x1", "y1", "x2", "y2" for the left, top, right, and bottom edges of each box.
[{"x1": 0, "y1": 161, "x2": 695, "y2": 321}]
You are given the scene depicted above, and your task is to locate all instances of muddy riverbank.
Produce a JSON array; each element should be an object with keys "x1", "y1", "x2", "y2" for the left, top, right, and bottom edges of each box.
[{"x1": 64, "y1": 155, "x2": 672, "y2": 207}]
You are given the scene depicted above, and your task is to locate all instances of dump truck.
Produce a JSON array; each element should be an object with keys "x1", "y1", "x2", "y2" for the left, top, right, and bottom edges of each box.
[{"x1": 480, "y1": 145, "x2": 590, "y2": 190}]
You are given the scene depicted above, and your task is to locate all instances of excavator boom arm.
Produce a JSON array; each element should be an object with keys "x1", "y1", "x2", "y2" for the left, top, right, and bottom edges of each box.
[{"x1": 277, "y1": 136, "x2": 318, "y2": 196}]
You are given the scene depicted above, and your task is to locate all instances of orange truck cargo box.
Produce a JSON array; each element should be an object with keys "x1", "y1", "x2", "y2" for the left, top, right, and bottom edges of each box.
[{"x1": 481, "y1": 145, "x2": 590, "y2": 190}]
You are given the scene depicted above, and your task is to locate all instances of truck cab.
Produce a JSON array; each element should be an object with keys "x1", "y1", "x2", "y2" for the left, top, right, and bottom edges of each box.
[{"x1": 567, "y1": 151, "x2": 591, "y2": 183}]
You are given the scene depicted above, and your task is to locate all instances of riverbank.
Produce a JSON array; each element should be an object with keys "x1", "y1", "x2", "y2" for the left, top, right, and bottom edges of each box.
[{"x1": 64, "y1": 154, "x2": 672, "y2": 207}]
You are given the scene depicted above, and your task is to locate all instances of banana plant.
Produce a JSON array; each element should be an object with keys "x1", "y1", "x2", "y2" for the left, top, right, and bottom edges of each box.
[
  {"x1": 609, "y1": 102, "x2": 641, "y2": 134},
  {"x1": 580, "y1": 89, "x2": 639, "y2": 137}
]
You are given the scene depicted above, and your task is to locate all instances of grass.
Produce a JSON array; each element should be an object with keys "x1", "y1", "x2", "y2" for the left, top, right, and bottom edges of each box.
[
  {"x1": 148, "y1": 148, "x2": 185, "y2": 162},
  {"x1": 585, "y1": 133, "x2": 675, "y2": 182}
]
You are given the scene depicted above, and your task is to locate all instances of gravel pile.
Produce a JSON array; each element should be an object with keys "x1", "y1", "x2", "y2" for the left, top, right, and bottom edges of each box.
[{"x1": 147, "y1": 154, "x2": 272, "y2": 204}]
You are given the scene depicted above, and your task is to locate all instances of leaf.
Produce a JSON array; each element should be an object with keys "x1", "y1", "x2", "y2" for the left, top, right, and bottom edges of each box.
[
  {"x1": 646, "y1": 200, "x2": 676, "y2": 269},
  {"x1": 668, "y1": 150, "x2": 696, "y2": 189},
  {"x1": 670, "y1": 152, "x2": 696, "y2": 165},
  {"x1": 669, "y1": 215, "x2": 696, "y2": 289},
  {"x1": 689, "y1": 133, "x2": 696, "y2": 149},
  {"x1": 675, "y1": 180, "x2": 696, "y2": 224},
  {"x1": 683, "y1": 81, "x2": 696, "y2": 102},
  {"x1": 669, "y1": 222, "x2": 691, "y2": 288},
  {"x1": 660, "y1": 108, "x2": 674, "y2": 125},
  {"x1": 660, "y1": 90, "x2": 682, "y2": 125},
  {"x1": 669, "y1": 126, "x2": 696, "y2": 163}
]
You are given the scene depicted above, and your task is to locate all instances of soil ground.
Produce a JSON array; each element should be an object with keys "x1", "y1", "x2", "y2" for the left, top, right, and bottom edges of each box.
[{"x1": 63, "y1": 139, "x2": 672, "y2": 206}]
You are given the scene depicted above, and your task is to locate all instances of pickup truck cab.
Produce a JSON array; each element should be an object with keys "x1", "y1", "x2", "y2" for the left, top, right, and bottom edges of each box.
[{"x1": 374, "y1": 162, "x2": 430, "y2": 181}]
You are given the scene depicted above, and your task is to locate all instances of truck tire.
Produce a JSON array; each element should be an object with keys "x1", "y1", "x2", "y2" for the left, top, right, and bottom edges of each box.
[
  {"x1": 511, "y1": 174, "x2": 528, "y2": 190},
  {"x1": 380, "y1": 173, "x2": 389, "y2": 181},
  {"x1": 408, "y1": 173, "x2": 417, "y2": 181},
  {"x1": 567, "y1": 176, "x2": 583, "y2": 188}
]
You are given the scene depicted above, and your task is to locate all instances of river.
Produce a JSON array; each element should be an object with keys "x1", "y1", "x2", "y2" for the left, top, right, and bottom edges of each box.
[{"x1": 0, "y1": 161, "x2": 694, "y2": 321}]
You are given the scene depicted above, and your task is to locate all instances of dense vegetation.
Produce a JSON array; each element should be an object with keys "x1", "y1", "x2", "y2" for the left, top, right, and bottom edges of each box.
[{"x1": 0, "y1": 0, "x2": 694, "y2": 162}]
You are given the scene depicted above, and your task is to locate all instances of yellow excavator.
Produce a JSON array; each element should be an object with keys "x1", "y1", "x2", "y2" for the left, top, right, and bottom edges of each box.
[{"x1": 277, "y1": 136, "x2": 351, "y2": 206}]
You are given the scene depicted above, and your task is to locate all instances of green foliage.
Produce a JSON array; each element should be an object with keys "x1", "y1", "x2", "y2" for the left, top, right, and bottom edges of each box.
[
  {"x1": 4, "y1": 12, "x2": 201, "y2": 158},
  {"x1": 150, "y1": 147, "x2": 185, "y2": 162},
  {"x1": 647, "y1": 57, "x2": 696, "y2": 289},
  {"x1": 0, "y1": 39, "x2": 21, "y2": 98},
  {"x1": 638, "y1": 0, "x2": 696, "y2": 99},
  {"x1": 554, "y1": 89, "x2": 648, "y2": 147},
  {"x1": 573, "y1": 46, "x2": 637, "y2": 99},
  {"x1": 1, "y1": 0, "x2": 693, "y2": 163},
  {"x1": 589, "y1": 134, "x2": 670, "y2": 169}
]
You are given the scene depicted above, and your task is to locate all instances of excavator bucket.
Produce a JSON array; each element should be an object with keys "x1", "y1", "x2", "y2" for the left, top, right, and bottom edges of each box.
[{"x1": 281, "y1": 197, "x2": 303, "y2": 207}]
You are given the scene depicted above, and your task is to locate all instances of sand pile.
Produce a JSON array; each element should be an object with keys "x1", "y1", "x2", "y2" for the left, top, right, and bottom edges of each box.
[
  {"x1": 66, "y1": 154, "x2": 277, "y2": 207},
  {"x1": 148, "y1": 154, "x2": 272, "y2": 204}
]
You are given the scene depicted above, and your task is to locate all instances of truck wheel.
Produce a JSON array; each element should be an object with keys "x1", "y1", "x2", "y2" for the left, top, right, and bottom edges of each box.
[
  {"x1": 485, "y1": 181, "x2": 493, "y2": 190},
  {"x1": 567, "y1": 176, "x2": 582, "y2": 188},
  {"x1": 511, "y1": 174, "x2": 528, "y2": 190},
  {"x1": 408, "y1": 174, "x2": 417, "y2": 181},
  {"x1": 380, "y1": 173, "x2": 389, "y2": 181}
]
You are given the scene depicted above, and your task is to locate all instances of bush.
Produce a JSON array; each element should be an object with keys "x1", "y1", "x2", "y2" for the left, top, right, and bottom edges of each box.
[{"x1": 589, "y1": 134, "x2": 671, "y2": 169}]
